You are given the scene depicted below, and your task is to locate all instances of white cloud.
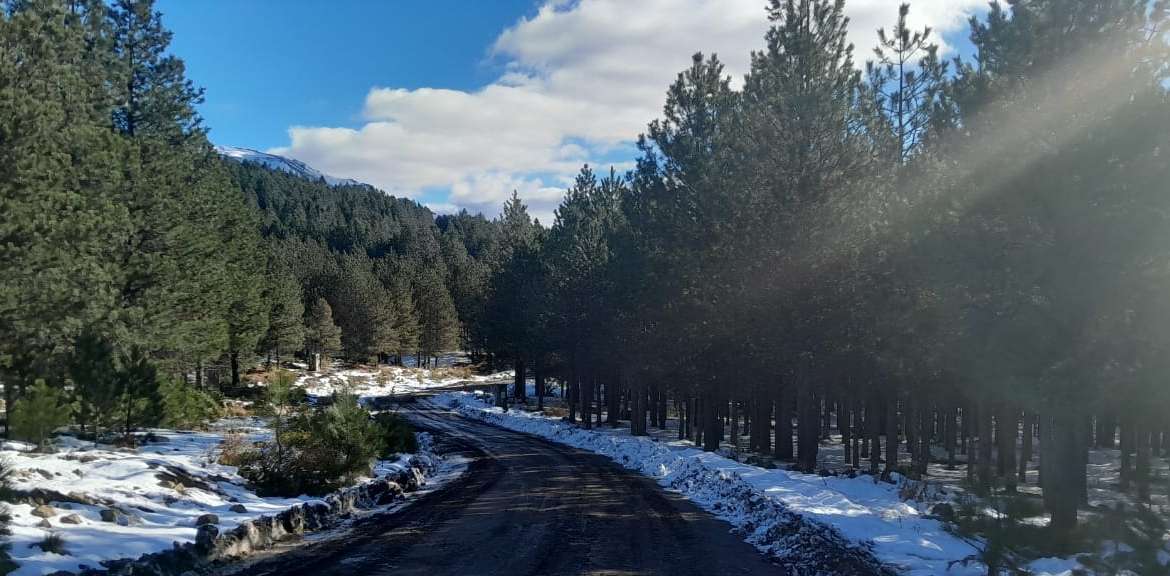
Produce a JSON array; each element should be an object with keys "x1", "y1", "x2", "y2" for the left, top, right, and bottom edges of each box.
[{"x1": 272, "y1": 0, "x2": 983, "y2": 220}]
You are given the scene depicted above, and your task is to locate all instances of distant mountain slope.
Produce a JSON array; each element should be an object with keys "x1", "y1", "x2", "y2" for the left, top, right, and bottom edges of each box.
[{"x1": 216, "y1": 144, "x2": 365, "y2": 187}]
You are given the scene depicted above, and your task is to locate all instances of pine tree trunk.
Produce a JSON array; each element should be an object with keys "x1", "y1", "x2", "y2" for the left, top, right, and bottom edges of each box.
[
  {"x1": 1095, "y1": 412, "x2": 1115, "y2": 448},
  {"x1": 775, "y1": 384, "x2": 794, "y2": 460},
  {"x1": 513, "y1": 358, "x2": 526, "y2": 401},
  {"x1": 945, "y1": 404, "x2": 957, "y2": 470},
  {"x1": 1120, "y1": 417, "x2": 1133, "y2": 492},
  {"x1": 883, "y1": 394, "x2": 898, "y2": 480},
  {"x1": 977, "y1": 401, "x2": 994, "y2": 495},
  {"x1": 1043, "y1": 409, "x2": 1082, "y2": 543},
  {"x1": 847, "y1": 400, "x2": 856, "y2": 468},
  {"x1": 999, "y1": 405, "x2": 1018, "y2": 492},
  {"x1": 702, "y1": 389, "x2": 721, "y2": 452},
  {"x1": 534, "y1": 360, "x2": 545, "y2": 412},
  {"x1": 797, "y1": 375, "x2": 819, "y2": 472},
  {"x1": 1019, "y1": 410, "x2": 1035, "y2": 483},
  {"x1": 868, "y1": 395, "x2": 881, "y2": 474},
  {"x1": 582, "y1": 370, "x2": 593, "y2": 429},
  {"x1": 852, "y1": 399, "x2": 862, "y2": 469},
  {"x1": 1136, "y1": 420, "x2": 1151, "y2": 502},
  {"x1": 594, "y1": 374, "x2": 603, "y2": 424},
  {"x1": 568, "y1": 362, "x2": 578, "y2": 422},
  {"x1": 657, "y1": 385, "x2": 668, "y2": 429},
  {"x1": 230, "y1": 351, "x2": 241, "y2": 390},
  {"x1": 607, "y1": 372, "x2": 621, "y2": 427}
]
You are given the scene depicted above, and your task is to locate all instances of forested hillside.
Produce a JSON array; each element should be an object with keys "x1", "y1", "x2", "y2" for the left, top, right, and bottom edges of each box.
[
  {"x1": 226, "y1": 160, "x2": 493, "y2": 368},
  {"x1": 0, "y1": 0, "x2": 499, "y2": 446}
]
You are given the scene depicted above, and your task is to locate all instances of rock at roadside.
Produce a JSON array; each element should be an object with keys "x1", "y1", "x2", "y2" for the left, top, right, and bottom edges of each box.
[
  {"x1": 59, "y1": 514, "x2": 83, "y2": 525},
  {"x1": 195, "y1": 524, "x2": 219, "y2": 553},
  {"x1": 31, "y1": 504, "x2": 56, "y2": 518},
  {"x1": 195, "y1": 513, "x2": 219, "y2": 527},
  {"x1": 929, "y1": 502, "x2": 956, "y2": 521},
  {"x1": 228, "y1": 504, "x2": 247, "y2": 513}
]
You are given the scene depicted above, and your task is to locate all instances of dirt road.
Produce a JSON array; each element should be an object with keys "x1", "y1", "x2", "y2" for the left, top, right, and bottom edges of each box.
[{"x1": 221, "y1": 403, "x2": 782, "y2": 576}]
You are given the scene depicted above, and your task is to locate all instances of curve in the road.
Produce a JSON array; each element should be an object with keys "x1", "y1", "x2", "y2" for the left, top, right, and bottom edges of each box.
[{"x1": 220, "y1": 405, "x2": 785, "y2": 576}]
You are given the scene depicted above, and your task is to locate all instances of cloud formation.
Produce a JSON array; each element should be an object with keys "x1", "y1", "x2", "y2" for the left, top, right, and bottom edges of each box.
[{"x1": 271, "y1": 0, "x2": 983, "y2": 223}]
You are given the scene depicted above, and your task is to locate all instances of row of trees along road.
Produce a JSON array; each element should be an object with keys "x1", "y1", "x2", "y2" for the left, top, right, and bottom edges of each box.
[{"x1": 477, "y1": 0, "x2": 1170, "y2": 543}]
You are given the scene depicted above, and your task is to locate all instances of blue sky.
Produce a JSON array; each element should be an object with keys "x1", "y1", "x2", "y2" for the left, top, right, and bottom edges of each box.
[
  {"x1": 160, "y1": 0, "x2": 984, "y2": 222},
  {"x1": 161, "y1": 0, "x2": 539, "y2": 151}
]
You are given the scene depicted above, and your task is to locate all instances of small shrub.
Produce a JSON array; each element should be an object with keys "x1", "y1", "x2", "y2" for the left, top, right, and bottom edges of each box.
[
  {"x1": 316, "y1": 392, "x2": 382, "y2": 478},
  {"x1": 240, "y1": 388, "x2": 383, "y2": 496},
  {"x1": 10, "y1": 380, "x2": 72, "y2": 452},
  {"x1": 158, "y1": 378, "x2": 221, "y2": 430},
  {"x1": 375, "y1": 412, "x2": 417, "y2": 456},
  {"x1": 33, "y1": 532, "x2": 66, "y2": 555}
]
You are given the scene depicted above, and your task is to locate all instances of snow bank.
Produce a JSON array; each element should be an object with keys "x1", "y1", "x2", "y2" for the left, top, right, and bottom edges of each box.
[
  {"x1": 435, "y1": 391, "x2": 984, "y2": 576},
  {"x1": 1, "y1": 420, "x2": 438, "y2": 576}
]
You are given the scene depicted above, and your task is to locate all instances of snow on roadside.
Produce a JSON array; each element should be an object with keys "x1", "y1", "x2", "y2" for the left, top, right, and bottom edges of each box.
[
  {"x1": 1, "y1": 419, "x2": 435, "y2": 576},
  {"x1": 435, "y1": 391, "x2": 985, "y2": 576}
]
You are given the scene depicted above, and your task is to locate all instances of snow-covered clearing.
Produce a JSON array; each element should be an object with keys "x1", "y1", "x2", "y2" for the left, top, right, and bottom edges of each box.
[
  {"x1": 435, "y1": 390, "x2": 983, "y2": 576},
  {"x1": 295, "y1": 364, "x2": 508, "y2": 401},
  {"x1": 1, "y1": 418, "x2": 444, "y2": 576}
]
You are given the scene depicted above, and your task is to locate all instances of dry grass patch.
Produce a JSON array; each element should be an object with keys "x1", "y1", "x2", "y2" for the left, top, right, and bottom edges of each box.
[
  {"x1": 221, "y1": 400, "x2": 252, "y2": 418},
  {"x1": 429, "y1": 366, "x2": 474, "y2": 380},
  {"x1": 542, "y1": 406, "x2": 569, "y2": 419},
  {"x1": 217, "y1": 433, "x2": 258, "y2": 467}
]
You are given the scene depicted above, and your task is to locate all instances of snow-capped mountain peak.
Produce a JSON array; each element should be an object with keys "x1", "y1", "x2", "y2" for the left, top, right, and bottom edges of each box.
[{"x1": 215, "y1": 145, "x2": 364, "y2": 187}]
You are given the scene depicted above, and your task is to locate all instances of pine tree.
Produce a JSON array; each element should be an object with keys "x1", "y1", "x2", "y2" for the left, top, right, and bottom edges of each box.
[
  {"x1": 117, "y1": 348, "x2": 159, "y2": 439},
  {"x1": 68, "y1": 331, "x2": 120, "y2": 438},
  {"x1": 388, "y1": 278, "x2": 420, "y2": 365},
  {"x1": 224, "y1": 226, "x2": 268, "y2": 388},
  {"x1": 333, "y1": 255, "x2": 397, "y2": 363},
  {"x1": 413, "y1": 267, "x2": 459, "y2": 364},
  {"x1": 484, "y1": 192, "x2": 544, "y2": 407},
  {"x1": 262, "y1": 261, "x2": 306, "y2": 366},
  {"x1": 0, "y1": 0, "x2": 131, "y2": 415},
  {"x1": 304, "y1": 298, "x2": 342, "y2": 370},
  {"x1": 10, "y1": 380, "x2": 72, "y2": 452},
  {"x1": 743, "y1": 0, "x2": 866, "y2": 471}
]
